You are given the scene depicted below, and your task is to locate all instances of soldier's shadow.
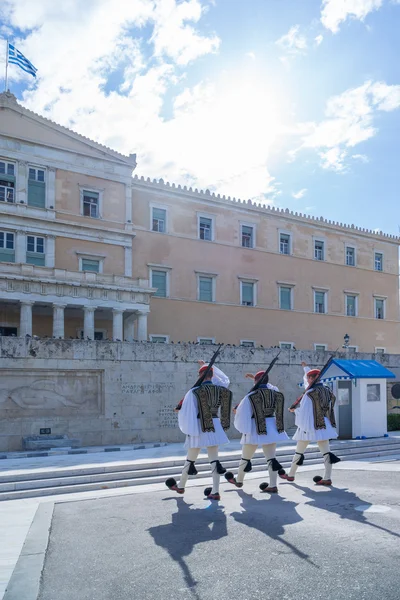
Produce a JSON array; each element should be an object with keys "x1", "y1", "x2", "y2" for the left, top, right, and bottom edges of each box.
[
  {"x1": 148, "y1": 497, "x2": 228, "y2": 599},
  {"x1": 292, "y1": 482, "x2": 400, "y2": 540},
  {"x1": 229, "y1": 489, "x2": 318, "y2": 567}
]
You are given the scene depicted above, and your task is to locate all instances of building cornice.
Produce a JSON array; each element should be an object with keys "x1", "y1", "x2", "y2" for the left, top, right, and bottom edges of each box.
[{"x1": 132, "y1": 175, "x2": 400, "y2": 245}]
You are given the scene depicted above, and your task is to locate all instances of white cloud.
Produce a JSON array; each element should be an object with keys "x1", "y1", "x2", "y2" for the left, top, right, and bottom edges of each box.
[
  {"x1": 297, "y1": 80, "x2": 400, "y2": 171},
  {"x1": 0, "y1": 0, "x2": 285, "y2": 202},
  {"x1": 352, "y1": 153, "x2": 369, "y2": 163},
  {"x1": 276, "y1": 25, "x2": 307, "y2": 63},
  {"x1": 315, "y1": 34, "x2": 324, "y2": 45},
  {"x1": 246, "y1": 52, "x2": 256, "y2": 60},
  {"x1": 321, "y1": 0, "x2": 384, "y2": 33},
  {"x1": 292, "y1": 188, "x2": 308, "y2": 199}
]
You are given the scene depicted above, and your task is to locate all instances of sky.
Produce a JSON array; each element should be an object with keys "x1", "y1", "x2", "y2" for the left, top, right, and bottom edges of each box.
[{"x1": 1, "y1": 0, "x2": 400, "y2": 235}]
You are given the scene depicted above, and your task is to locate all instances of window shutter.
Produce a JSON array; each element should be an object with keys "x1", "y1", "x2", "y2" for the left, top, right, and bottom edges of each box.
[
  {"x1": 28, "y1": 180, "x2": 46, "y2": 208},
  {"x1": 152, "y1": 271, "x2": 167, "y2": 297}
]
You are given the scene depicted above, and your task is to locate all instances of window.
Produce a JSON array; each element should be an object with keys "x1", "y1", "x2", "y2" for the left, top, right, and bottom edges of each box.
[
  {"x1": 198, "y1": 276, "x2": 214, "y2": 302},
  {"x1": 241, "y1": 225, "x2": 254, "y2": 248},
  {"x1": 0, "y1": 230, "x2": 15, "y2": 262},
  {"x1": 0, "y1": 160, "x2": 16, "y2": 204},
  {"x1": 241, "y1": 281, "x2": 255, "y2": 306},
  {"x1": 314, "y1": 344, "x2": 327, "y2": 352},
  {"x1": 279, "y1": 342, "x2": 294, "y2": 350},
  {"x1": 198, "y1": 337, "x2": 215, "y2": 344},
  {"x1": 151, "y1": 270, "x2": 167, "y2": 297},
  {"x1": 199, "y1": 216, "x2": 212, "y2": 241},
  {"x1": 26, "y1": 235, "x2": 45, "y2": 266},
  {"x1": 0, "y1": 326, "x2": 17, "y2": 336},
  {"x1": 28, "y1": 167, "x2": 46, "y2": 208},
  {"x1": 347, "y1": 346, "x2": 358, "y2": 352},
  {"x1": 150, "y1": 335, "x2": 169, "y2": 343},
  {"x1": 240, "y1": 340, "x2": 255, "y2": 347},
  {"x1": 82, "y1": 190, "x2": 99, "y2": 218},
  {"x1": 279, "y1": 286, "x2": 292, "y2": 310},
  {"x1": 81, "y1": 259, "x2": 100, "y2": 273},
  {"x1": 375, "y1": 347, "x2": 385, "y2": 354},
  {"x1": 279, "y1": 233, "x2": 291, "y2": 255},
  {"x1": 346, "y1": 246, "x2": 355, "y2": 266},
  {"x1": 346, "y1": 295, "x2": 357, "y2": 317},
  {"x1": 314, "y1": 240, "x2": 324, "y2": 261},
  {"x1": 374, "y1": 252, "x2": 383, "y2": 272},
  {"x1": 367, "y1": 384, "x2": 381, "y2": 402},
  {"x1": 314, "y1": 290, "x2": 326, "y2": 314},
  {"x1": 375, "y1": 298, "x2": 385, "y2": 320},
  {"x1": 152, "y1": 207, "x2": 166, "y2": 233},
  {"x1": 80, "y1": 330, "x2": 106, "y2": 340}
]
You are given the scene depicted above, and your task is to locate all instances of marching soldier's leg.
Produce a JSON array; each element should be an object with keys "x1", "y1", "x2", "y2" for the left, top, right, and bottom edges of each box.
[
  {"x1": 166, "y1": 447, "x2": 200, "y2": 494},
  {"x1": 259, "y1": 443, "x2": 281, "y2": 493},
  {"x1": 280, "y1": 441, "x2": 309, "y2": 481},
  {"x1": 313, "y1": 440, "x2": 341, "y2": 486}
]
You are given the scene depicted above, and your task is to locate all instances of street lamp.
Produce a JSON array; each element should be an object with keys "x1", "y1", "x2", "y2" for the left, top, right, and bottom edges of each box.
[{"x1": 343, "y1": 333, "x2": 350, "y2": 350}]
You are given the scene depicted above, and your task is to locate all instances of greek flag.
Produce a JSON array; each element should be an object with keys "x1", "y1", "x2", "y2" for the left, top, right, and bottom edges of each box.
[{"x1": 8, "y1": 42, "x2": 37, "y2": 77}]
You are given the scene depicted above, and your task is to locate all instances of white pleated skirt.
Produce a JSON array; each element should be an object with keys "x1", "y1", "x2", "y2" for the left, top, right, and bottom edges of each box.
[
  {"x1": 293, "y1": 417, "x2": 339, "y2": 442},
  {"x1": 240, "y1": 417, "x2": 289, "y2": 446},
  {"x1": 184, "y1": 418, "x2": 230, "y2": 449}
]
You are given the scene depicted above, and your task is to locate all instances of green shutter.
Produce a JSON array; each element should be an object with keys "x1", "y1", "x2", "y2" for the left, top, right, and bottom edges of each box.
[
  {"x1": 0, "y1": 249, "x2": 15, "y2": 262},
  {"x1": 242, "y1": 282, "x2": 253, "y2": 305},
  {"x1": 28, "y1": 180, "x2": 46, "y2": 208},
  {"x1": 280, "y1": 287, "x2": 291, "y2": 310},
  {"x1": 199, "y1": 277, "x2": 212, "y2": 301},
  {"x1": 26, "y1": 252, "x2": 45, "y2": 266},
  {"x1": 82, "y1": 259, "x2": 100, "y2": 272},
  {"x1": 152, "y1": 271, "x2": 166, "y2": 297}
]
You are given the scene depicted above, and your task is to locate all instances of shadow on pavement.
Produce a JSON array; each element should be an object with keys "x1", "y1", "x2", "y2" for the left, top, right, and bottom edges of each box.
[
  {"x1": 148, "y1": 496, "x2": 228, "y2": 600},
  {"x1": 229, "y1": 489, "x2": 318, "y2": 567},
  {"x1": 292, "y1": 483, "x2": 400, "y2": 540}
]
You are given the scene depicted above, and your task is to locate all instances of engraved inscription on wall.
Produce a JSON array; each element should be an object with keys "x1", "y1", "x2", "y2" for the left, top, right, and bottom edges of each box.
[
  {"x1": 159, "y1": 406, "x2": 179, "y2": 429},
  {"x1": 0, "y1": 369, "x2": 104, "y2": 417},
  {"x1": 122, "y1": 383, "x2": 174, "y2": 394}
]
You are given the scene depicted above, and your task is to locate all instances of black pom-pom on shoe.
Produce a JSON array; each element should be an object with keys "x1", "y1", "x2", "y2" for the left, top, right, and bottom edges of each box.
[
  {"x1": 225, "y1": 472, "x2": 234, "y2": 482},
  {"x1": 259, "y1": 482, "x2": 269, "y2": 491},
  {"x1": 313, "y1": 475, "x2": 323, "y2": 483},
  {"x1": 166, "y1": 477, "x2": 177, "y2": 489},
  {"x1": 278, "y1": 468, "x2": 286, "y2": 476},
  {"x1": 204, "y1": 487, "x2": 212, "y2": 497}
]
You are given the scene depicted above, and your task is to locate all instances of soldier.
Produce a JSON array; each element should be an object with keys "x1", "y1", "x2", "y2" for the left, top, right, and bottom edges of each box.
[
  {"x1": 280, "y1": 368, "x2": 340, "y2": 486},
  {"x1": 166, "y1": 364, "x2": 232, "y2": 500},
  {"x1": 225, "y1": 370, "x2": 288, "y2": 494}
]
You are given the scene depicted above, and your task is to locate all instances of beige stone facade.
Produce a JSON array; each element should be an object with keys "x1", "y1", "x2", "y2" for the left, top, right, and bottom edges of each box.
[{"x1": 0, "y1": 91, "x2": 399, "y2": 351}]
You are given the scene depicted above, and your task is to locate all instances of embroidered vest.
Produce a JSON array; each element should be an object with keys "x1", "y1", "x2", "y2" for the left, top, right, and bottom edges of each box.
[
  {"x1": 248, "y1": 388, "x2": 285, "y2": 436},
  {"x1": 308, "y1": 386, "x2": 336, "y2": 430},
  {"x1": 192, "y1": 384, "x2": 232, "y2": 433}
]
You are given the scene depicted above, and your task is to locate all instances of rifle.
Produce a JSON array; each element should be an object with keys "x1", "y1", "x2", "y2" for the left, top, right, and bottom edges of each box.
[
  {"x1": 233, "y1": 351, "x2": 281, "y2": 411},
  {"x1": 174, "y1": 344, "x2": 224, "y2": 410},
  {"x1": 289, "y1": 353, "x2": 336, "y2": 410}
]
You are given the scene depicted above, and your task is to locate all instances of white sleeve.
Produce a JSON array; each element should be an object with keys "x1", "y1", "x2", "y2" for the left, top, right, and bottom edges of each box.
[
  {"x1": 267, "y1": 383, "x2": 279, "y2": 392},
  {"x1": 294, "y1": 393, "x2": 314, "y2": 432},
  {"x1": 303, "y1": 366, "x2": 311, "y2": 390},
  {"x1": 211, "y1": 366, "x2": 230, "y2": 388},
  {"x1": 178, "y1": 390, "x2": 201, "y2": 436},
  {"x1": 234, "y1": 395, "x2": 253, "y2": 434}
]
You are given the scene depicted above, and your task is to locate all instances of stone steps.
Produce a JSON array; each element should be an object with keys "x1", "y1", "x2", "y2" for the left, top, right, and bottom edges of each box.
[{"x1": 1, "y1": 439, "x2": 399, "y2": 501}]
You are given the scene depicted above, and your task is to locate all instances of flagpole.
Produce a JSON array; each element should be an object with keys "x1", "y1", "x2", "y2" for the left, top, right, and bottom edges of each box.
[{"x1": 5, "y1": 39, "x2": 9, "y2": 92}]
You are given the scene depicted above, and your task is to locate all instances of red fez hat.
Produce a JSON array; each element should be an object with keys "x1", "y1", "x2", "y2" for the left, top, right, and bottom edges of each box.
[
  {"x1": 307, "y1": 369, "x2": 321, "y2": 378},
  {"x1": 254, "y1": 370, "x2": 265, "y2": 381},
  {"x1": 199, "y1": 365, "x2": 213, "y2": 376}
]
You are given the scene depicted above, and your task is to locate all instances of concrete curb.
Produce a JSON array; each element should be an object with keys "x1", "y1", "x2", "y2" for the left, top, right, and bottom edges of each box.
[{"x1": 3, "y1": 503, "x2": 54, "y2": 600}]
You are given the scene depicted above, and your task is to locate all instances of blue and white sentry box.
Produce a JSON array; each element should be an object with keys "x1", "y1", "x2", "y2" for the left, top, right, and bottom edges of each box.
[{"x1": 301, "y1": 360, "x2": 395, "y2": 439}]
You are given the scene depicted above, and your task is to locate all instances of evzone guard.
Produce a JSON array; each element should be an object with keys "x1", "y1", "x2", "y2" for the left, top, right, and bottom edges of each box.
[
  {"x1": 280, "y1": 363, "x2": 341, "y2": 486},
  {"x1": 225, "y1": 356, "x2": 289, "y2": 494},
  {"x1": 166, "y1": 356, "x2": 232, "y2": 501}
]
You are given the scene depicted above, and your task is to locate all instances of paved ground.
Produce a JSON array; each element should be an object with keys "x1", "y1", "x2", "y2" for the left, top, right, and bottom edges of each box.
[{"x1": 37, "y1": 467, "x2": 400, "y2": 600}]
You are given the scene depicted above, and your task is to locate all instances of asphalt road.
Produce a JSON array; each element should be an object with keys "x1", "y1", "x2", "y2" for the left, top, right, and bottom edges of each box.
[{"x1": 38, "y1": 468, "x2": 400, "y2": 600}]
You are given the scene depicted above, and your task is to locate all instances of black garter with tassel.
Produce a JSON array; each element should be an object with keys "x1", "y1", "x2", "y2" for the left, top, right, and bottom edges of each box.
[
  {"x1": 325, "y1": 452, "x2": 341, "y2": 464},
  {"x1": 295, "y1": 452, "x2": 305, "y2": 466},
  {"x1": 211, "y1": 460, "x2": 226, "y2": 474},
  {"x1": 268, "y1": 458, "x2": 283, "y2": 472},
  {"x1": 187, "y1": 460, "x2": 198, "y2": 475},
  {"x1": 242, "y1": 458, "x2": 252, "y2": 472}
]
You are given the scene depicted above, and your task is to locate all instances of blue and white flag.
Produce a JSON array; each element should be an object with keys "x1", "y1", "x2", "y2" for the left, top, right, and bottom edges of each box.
[{"x1": 8, "y1": 42, "x2": 37, "y2": 77}]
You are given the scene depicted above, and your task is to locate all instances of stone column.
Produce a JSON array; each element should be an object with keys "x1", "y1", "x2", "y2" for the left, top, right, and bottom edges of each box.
[
  {"x1": 136, "y1": 311, "x2": 148, "y2": 341},
  {"x1": 16, "y1": 161, "x2": 27, "y2": 204},
  {"x1": 83, "y1": 306, "x2": 96, "y2": 340},
  {"x1": 53, "y1": 304, "x2": 66, "y2": 338},
  {"x1": 124, "y1": 313, "x2": 136, "y2": 342},
  {"x1": 15, "y1": 230, "x2": 26, "y2": 263},
  {"x1": 46, "y1": 236, "x2": 55, "y2": 268},
  {"x1": 125, "y1": 182, "x2": 132, "y2": 225},
  {"x1": 112, "y1": 308, "x2": 124, "y2": 341},
  {"x1": 124, "y1": 245, "x2": 132, "y2": 277},
  {"x1": 20, "y1": 301, "x2": 33, "y2": 337},
  {"x1": 47, "y1": 167, "x2": 56, "y2": 209}
]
